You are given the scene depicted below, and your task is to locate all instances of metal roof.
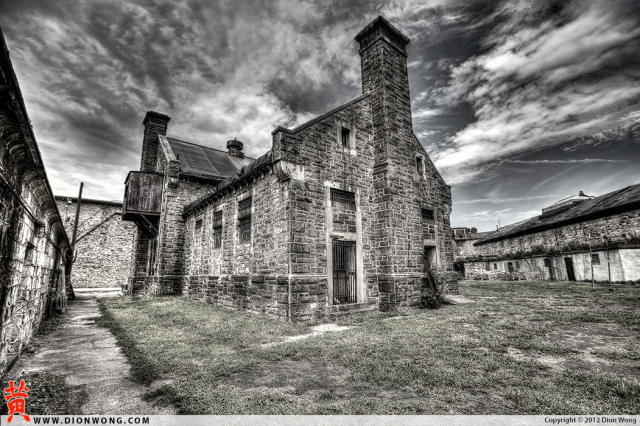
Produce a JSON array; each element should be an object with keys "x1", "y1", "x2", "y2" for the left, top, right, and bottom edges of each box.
[
  {"x1": 167, "y1": 137, "x2": 254, "y2": 180},
  {"x1": 474, "y1": 183, "x2": 640, "y2": 246}
]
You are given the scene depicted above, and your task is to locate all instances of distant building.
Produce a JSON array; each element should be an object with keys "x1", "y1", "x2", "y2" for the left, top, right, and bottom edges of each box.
[
  {"x1": 55, "y1": 196, "x2": 136, "y2": 288},
  {"x1": 451, "y1": 227, "x2": 494, "y2": 276},
  {"x1": 455, "y1": 185, "x2": 640, "y2": 283},
  {"x1": 122, "y1": 16, "x2": 457, "y2": 320},
  {"x1": 0, "y1": 28, "x2": 72, "y2": 378}
]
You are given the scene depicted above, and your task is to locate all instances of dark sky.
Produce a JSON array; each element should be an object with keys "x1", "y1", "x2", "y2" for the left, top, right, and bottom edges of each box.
[{"x1": 1, "y1": 0, "x2": 639, "y2": 231}]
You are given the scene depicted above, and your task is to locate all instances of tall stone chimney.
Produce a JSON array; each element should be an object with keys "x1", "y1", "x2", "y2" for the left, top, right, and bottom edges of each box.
[
  {"x1": 227, "y1": 138, "x2": 244, "y2": 158},
  {"x1": 355, "y1": 16, "x2": 413, "y2": 148},
  {"x1": 141, "y1": 111, "x2": 171, "y2": 172}
]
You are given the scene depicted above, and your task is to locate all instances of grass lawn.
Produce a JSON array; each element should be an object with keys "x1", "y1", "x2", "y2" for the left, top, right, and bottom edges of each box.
[{"x1": 97, "y1": 280, "x2": 640, "y2": 414}]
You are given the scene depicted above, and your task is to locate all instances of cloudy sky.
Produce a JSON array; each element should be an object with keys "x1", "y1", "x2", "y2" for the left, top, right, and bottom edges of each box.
[{"x1": 1, "y1": 0, "x2": 639, "y2": 231}]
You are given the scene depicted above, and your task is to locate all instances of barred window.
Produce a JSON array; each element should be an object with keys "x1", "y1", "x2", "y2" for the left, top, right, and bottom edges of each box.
[
  {"x1": 421, "y1": 208, "x2": 434, "y2": 221},
  {"x1": 238, "y1": 197, "x2": 252, "y2": 217},
  {"x1": 213, "y1": 228, "x2": 222, "y2": 249},
  {"x1": 239, "y1": 216, "x2": 251, "y2": 243},
  {"x1": 591, "y1": 253, "x2": 600, "y2": 265},
  {"x1": 195, "y1": 219, "x2": 202, "y2": 232},
  {"x1": 213, "y1": 210, "x2": 222, "y2": 228},
  {"x1": 330, "y1": 188, "x2": 355, "y2": 211}
]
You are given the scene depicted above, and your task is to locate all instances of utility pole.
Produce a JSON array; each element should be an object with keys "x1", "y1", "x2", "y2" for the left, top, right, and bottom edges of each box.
[
  {"x1": 71, "y1": 182, "x2": 84, "y2": 254},
  {"x1": 605, "y1": 236, "x2": 612, "y2": 292},
  {"x1": 588, "y1": 229, "x2": 594, "y2": 291}
]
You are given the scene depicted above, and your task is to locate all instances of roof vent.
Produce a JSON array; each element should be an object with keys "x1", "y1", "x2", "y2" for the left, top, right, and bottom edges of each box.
[{"x1": 227, "y1": 138, "x2": 244, "y2": 158}]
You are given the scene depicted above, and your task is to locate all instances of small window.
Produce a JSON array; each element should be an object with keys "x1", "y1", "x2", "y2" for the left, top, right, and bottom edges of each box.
[
  {"x1": 591, "y1": 254, "x2": 600, "y2": 265},
  {"x1": 213, "y1": 210, "x2": 222, "y2": 228},
  {"x1": 66, "y1": 216, "x2": 71, "y2": 222},
  {"x1": 213, "y1": 228, "x2": 222, "y2": 249},
  {"x1": 212, "y1": 210, "x2": 223, "y2": 249},
  {"x1": 238, "y1": 197, "x2": 252, "y2": 217},
  {"x1": 195, "y1": 219, "x2": 202, "y2": 232},
  {"x1": 544, "y1": 258, "x2": 550, "y2": 267},
  {"x1": 238, "y1": 216, "x2": 251, "y2": 243},
  {"x1": 485, "y1": 262, "x2": 490, "y2": 271},
  {"x1": 416, "y1": 157, "x2": 424, "y2": 175},
  {"x1": 508, "y1": 262, "x2": 514, "y2": 272},
  {"x1": 341, "y1": 128, "x2": 350, "y2": 148},
  {"x1": 421, "y1": 208, "x2": 434, "y2": 221},
  {"x1": 515, "y1": 261, "x2": 520, "y2": 269},
  {"x1": 493, "y1": 263, "x2": 497, "y2": 270},
  {"x1": 330, "y1": 188, "x2": 356, "y2": 211}
]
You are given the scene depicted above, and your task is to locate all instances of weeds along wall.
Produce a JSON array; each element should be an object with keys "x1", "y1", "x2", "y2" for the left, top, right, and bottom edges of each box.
[{"x1": 458, "y1": 208, "x2": 640, "y2": 283}]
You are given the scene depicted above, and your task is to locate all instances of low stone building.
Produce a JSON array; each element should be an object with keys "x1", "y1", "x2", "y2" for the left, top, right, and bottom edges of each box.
[
  {"x1": 123, "y1": 16, "x2": 456, "y2": 320},
  {"x1": 451, "y1": 227, "x2": 493, "y2": 276},
  {"x1": 0, "y1": 28, "x2": 72, "y2": 378},
  {"x1": 455, "y1": 185, "x2": 640, "y2": 283},
  {"x1": 55, "y1": 196, "x2": 136, "y2": 288}
]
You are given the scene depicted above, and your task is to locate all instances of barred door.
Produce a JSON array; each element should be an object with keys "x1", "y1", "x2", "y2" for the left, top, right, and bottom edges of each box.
[{"x1": 333, "y1": 240, "x2": 356, "y2": 304}]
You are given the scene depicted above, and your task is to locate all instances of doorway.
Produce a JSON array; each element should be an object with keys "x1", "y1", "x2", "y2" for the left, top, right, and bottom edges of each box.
[
  {"x1": 332, "y1": 240, "x2": 356, "y2": 304},
  {"x1": 564, "y1": 257, "x2": 576, "y2": 281}
]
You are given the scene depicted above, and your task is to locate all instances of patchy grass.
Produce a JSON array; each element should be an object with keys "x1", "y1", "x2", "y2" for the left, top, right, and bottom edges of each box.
[
  {"x1": 98, "y1": 281, "x2": 640, "y2": 414},
  {"x1": 0, "y1": 372, "x2": 75, "y2": 416}
]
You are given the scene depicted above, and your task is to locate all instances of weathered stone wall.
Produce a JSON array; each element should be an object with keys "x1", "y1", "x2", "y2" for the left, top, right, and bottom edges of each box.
[
  {"x1": 468, "y1": 210, "x2": 640, "y2": 258},
  {"x1": 456, "y1": 209, "x2": 640, "y2": 282},
  {"x1": 179, "y1": 17, "x2": 457, "y2": 320},
  {"x1": 55, "y1": 197, "x2": 136, "y2": 288},
  {"x1": 0, "y1": 28, "x2": 71, "y2": 378}
]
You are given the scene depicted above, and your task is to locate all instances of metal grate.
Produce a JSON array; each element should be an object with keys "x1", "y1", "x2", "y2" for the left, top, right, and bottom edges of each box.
[
  {"x1": 213, "y1": 210, "x2": 222, "y2": 228},
  {"x1": 213, "y1": 228, "x2": 222, "y2": 249},
  {"x1": 332, "y1": 240, "x2": 356, "y2": 304},
  {"x1": 330, "y1": 188, "x2": 355, "y2": 211},
  {"x1": 421, "y1": 208, "x2": 434, "y2": 220},
  {"x1": 238, "y1": 197, "x2": 252, "y2": 217},
  {"x1": 238, "y1": 216, "x2": 251, "y2": 243}
]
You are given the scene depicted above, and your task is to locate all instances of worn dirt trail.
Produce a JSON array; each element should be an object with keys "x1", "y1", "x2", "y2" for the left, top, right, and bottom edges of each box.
[{"x1": 12, "y1": 291, "x2": 175, "y2": 415}]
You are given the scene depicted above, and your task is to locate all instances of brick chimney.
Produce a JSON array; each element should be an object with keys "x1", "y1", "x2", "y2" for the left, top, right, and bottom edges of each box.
[
  {"x1": 141, "y1": 111, "x2": 171, "y2": 172},
  {"x1": 227, "y1": 138, "x2": 244, "y2": 158}
]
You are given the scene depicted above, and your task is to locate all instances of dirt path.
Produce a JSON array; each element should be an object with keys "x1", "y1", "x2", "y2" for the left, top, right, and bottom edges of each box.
[{"x1": 12, "y1": 291, "x2": 175, "y2": 415}]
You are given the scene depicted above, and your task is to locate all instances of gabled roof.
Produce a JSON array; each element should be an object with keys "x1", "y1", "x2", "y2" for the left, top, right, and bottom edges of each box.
[
  {"x1": 183, "y1": 150, "x2": 273, "y2": 215},
  {"x1": 167, "y1": 137, "x2": 254, "y2": 180},
  {"x1": 475, "y1": 183, "x2": 640, "y2": 246}
]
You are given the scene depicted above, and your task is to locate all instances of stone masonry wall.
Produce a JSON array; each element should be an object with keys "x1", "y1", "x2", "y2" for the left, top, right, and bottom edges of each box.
[
  {"x1": 457, "y1": 209, "x2": 640, "y2": 283},
  {"x1": 180, "y1": 17, "x2": 456, "y2": 320},
  {"x1": 1, "y1": 29, "x2": 71, "y2": 378},
  {"x1": 465, "y1": 210, "x2": 640, "y2": 259},
  {"x1": 55, "y1": 197, "x2": 136, "y2": 288},
  {"x1": 182, "y1": 172, "x2": 290, "y2": 317}
]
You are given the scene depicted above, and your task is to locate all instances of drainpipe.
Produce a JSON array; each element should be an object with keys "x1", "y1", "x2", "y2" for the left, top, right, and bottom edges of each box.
[{"x1": 589, "y1": 229, "x2": 594, "y2": 291}]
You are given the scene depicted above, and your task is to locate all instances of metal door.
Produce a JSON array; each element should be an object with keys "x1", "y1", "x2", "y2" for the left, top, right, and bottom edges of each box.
[{"x1": 333, "y1": 240, "x2": 356, "y2": 304}]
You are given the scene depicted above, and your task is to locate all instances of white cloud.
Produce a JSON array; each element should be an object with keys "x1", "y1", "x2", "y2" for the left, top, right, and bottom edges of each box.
[{"x1": 432, "y1": 0, "x2": 640, "y2": 183}]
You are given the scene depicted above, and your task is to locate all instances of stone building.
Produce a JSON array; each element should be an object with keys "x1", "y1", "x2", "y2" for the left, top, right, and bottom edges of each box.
[
  {"x1": 451, "y1": 227, "x2": 493, "y2": 276},
  {"x1": 123, "y1": 16, "x2": 456, "y2": 319},
  {"x1": 455, "y1": 185, "x2": 640, "y2": 283},
  {"x1": 55, "y1": 196, "x2": 136, "y2": 288},
  {"x1": 0, "y1": 28, "x2": 72, "y2": 378}
]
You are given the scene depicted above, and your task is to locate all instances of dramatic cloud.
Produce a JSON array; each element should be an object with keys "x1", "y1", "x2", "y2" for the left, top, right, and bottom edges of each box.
[
  {"x1": 431, "y1": 0, "x2": 640, "y2": 184},
  {"x1": 1, "y1": 0, "x2": 638, "y2": 231}
]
